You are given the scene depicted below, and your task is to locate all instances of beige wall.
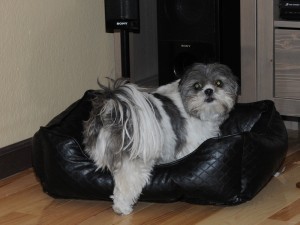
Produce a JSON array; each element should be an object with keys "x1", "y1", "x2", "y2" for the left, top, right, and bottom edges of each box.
[{"x1": 0, "y1": 0, "x2": 116, "y2": 148}]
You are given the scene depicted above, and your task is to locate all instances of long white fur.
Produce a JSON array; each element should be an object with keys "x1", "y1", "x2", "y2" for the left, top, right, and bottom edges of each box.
[{"x1": 96, "y1": 83, "x2": 165, "y2": 165}]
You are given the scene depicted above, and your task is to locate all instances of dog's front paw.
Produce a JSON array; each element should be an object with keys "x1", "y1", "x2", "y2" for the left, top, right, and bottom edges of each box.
[{"x1": 112, "y1": 202, "x2": 133, "y2": 215}]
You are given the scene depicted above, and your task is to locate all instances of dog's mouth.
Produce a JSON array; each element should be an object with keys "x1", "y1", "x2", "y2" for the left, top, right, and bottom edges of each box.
[{"x1": 205, "y1": 97, "x2": 215, "y2": 103}]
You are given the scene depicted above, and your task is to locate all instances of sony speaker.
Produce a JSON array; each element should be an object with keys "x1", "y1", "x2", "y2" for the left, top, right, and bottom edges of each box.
[
  {"x1": 105, "y1": 0, "x2": 140, "y2": 32},
  {"x1": 157, "y1": 0, "x2": 240, "y2": 85}
]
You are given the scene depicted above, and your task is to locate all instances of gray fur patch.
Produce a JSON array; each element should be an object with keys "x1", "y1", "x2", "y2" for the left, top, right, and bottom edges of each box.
[{"x1": 153, "y1": 93, "x2": 187, "y2": 153}]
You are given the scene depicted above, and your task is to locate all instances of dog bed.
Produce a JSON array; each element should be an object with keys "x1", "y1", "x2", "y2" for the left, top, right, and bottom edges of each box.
[{"x1": 32, "y1": 90, "x2": 288, "y2": 205}]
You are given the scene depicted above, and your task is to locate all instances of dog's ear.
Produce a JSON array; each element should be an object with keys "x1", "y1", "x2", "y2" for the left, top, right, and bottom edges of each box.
[
  {"x1": 178, "y1": 63, "x2": 194, "y2": 87},
  {"x1": 178, "y1": 62, "x2": 201, "y2": 88},
  {"x1": 233, "y1": 77, "x2": 240, "y2": 96},
  {"x1": 221, "y1": 64, "x2": 239, "y2": 96}
]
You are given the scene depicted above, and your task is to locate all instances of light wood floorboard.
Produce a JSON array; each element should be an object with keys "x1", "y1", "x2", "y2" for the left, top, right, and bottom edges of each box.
[{"x1": 0, "y1": 131, "x2": 299, "y2": 225}]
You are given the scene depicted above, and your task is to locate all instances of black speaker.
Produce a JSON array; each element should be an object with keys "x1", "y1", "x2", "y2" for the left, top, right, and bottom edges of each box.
[
  {"x1": 105, "y1": 0, "x2": 140, "y2": 32},
  {"x1": 157, "y1": 0, "x2": 240, "y2": 85}
]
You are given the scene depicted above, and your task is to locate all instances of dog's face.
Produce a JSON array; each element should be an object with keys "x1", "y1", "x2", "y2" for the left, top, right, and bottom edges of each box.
[{"x1": 179, "y1": 63, "x2": 238, "y2": 121}]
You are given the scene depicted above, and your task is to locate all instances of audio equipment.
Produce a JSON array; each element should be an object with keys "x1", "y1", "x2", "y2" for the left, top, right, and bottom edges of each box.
[
  {"x1": 157, "y1": 0, "x2": 241, "y2": 85},
  {"x1": 279, "y1": 0, "x2": 300, "y2": 20},
  {"x1": 105, "y1": 0, "x2": 140, "y2": 32},
  {"x1": 105, "y1": 0, "x2": 140, "y2": 78}
]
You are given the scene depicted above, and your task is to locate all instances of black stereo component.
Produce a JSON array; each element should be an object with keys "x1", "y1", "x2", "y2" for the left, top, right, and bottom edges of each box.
[
  {"x1": 105, "y1": 0, "x2": 140, "y2": 32},
  {"x1": 157, "y1": 0, "x2": 240, "y2": 85},
  {"x1": 279, "y1": 0, "x2": 300, "y2": 20}
]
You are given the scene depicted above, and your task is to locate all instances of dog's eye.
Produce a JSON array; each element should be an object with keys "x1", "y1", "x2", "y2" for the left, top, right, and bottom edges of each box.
[
  {"x1": 193, "y1": 82, "x2": 202, "y2": 90},
  {"x1": 215, "y1": 80, "x2": 223, "y2": 87}
]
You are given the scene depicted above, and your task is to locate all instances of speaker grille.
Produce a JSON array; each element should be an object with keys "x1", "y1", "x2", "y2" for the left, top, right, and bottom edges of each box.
[
  {"x1": 158, "y1": 0, "x2": 216, "y2": 42},
  {"x1": 164, "y1": 0, "x2": 212, "y2": 26}
]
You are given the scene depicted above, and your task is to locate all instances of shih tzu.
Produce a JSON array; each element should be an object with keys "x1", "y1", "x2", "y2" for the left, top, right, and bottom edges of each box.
[{"x1": 83, "y1": 63, "x2": 238, "y2": 215}]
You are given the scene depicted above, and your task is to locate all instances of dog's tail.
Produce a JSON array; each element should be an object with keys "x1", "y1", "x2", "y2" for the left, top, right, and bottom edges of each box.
[{"x1": 83, "y1": 79, "x2": 164, "y2": 170}]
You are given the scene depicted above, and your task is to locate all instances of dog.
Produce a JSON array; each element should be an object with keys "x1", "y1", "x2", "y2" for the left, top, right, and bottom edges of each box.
[{"x1": 83, "y1": 63, "x2": 238, "y2": 215}]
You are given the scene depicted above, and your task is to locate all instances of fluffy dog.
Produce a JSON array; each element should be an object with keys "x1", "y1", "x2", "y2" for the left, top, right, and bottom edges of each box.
[{"x1": 83, "y1": 63, "x2": 238, "y2": 215}]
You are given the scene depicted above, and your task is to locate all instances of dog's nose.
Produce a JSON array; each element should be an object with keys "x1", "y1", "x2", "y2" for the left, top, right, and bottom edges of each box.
[{"x1": 204, "y1": 88, "x2": 213, "y2": 96}]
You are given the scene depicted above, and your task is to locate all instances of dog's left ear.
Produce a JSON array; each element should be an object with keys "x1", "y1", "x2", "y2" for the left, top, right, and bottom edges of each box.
[
  {"x1": 229, "y1": 70, "x2": 240, "y2": 96},
  {"x1": 234, "y1": 78, "x2": 240, "y2": 95},
  {"x1": 216, "y1": 63, "x2": 239, "y2": 95},
  {"x1": 178, "y1": 63, "x2": 197, "y2": 88}
]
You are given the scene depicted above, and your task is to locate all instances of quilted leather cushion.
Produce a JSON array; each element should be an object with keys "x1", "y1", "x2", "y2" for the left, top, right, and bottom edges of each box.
[{"x1": 32, "y1": 90, "x2": 288, "y2": 205}]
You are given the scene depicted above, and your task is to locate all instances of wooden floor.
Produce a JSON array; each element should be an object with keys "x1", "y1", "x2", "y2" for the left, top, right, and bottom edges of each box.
[{"x1": 0, "y1": 132, "x2": 300, "y2": 225}]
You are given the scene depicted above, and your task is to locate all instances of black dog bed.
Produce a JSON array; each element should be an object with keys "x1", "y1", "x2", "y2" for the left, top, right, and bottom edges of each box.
[{"x1": 32, "y1": 90, "x2": 288, "y2": 205}]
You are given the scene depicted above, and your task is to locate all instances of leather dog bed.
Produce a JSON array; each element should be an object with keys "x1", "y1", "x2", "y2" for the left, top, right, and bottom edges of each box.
[{"x1": 32, "y1": 90, "x2": 288, "y2": 205}]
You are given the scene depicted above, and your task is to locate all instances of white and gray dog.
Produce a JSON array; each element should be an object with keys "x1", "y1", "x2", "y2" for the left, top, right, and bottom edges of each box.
[{"x1": 83, "y1": 63, "x2": 238, "y2": 215}]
